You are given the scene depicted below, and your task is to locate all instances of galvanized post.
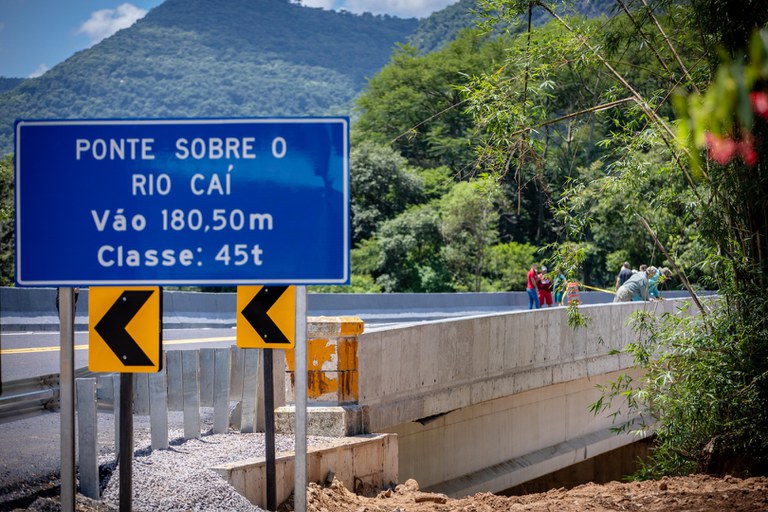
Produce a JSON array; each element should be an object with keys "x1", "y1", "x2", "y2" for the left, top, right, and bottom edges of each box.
[
  {"x1": 76, "y1": 378, "x2": 99, "y2": 499},
  {"x1": 294, "y1": 286, "x2": 307, "y2": 512},
  {"x1": 59, "y1": 288, "x2": 76, "y2": 512},
  {"x1": 212, "y1": 348, "x2": 230, "y2": 434},
  {"x1": 182, "y1": 350, "x2": 201, "y2": 439},
  {"x1": 148, "y1": 370, "x2": 169, "y2": 450}
]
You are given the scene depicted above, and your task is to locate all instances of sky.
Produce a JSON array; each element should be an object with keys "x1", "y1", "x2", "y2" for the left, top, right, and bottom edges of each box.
[{"x1": 0, "y1": 0, "x2": 459, "y2": 79}]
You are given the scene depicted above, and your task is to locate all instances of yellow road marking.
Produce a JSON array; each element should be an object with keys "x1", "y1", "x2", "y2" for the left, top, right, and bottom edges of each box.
[{"x1": 0, "y1": 336, "x2": 236, "y2": 355}]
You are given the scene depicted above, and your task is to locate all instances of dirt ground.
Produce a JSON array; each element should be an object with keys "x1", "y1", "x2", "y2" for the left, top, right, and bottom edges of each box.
[
  {"x1": 293, "y1": 474, "x2": 768, "y2": 512},
  {"x1": 10, "y1": 472, "x2": 768, "y2": 511}
]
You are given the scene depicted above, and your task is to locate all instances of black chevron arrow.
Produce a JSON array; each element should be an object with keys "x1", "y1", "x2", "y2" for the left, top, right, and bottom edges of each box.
[
  {"x1": 241, "y1": 286, "x2": 290, "y2": 344},
  {"x1": 95, "y1": 290, "x2": 155, "y2": 366}
]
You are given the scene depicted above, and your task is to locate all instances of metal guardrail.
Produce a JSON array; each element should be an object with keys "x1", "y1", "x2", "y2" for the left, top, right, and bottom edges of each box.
[{"x1": 0, "y1": 367, "x2": 93, "y2": 423}]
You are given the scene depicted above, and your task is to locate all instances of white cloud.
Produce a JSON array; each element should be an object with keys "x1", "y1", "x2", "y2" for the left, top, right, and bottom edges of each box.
[
  {"x1": 29, "y1": 64, "x2": 49, "y2": 78},
  {"x1": 77, "y1": 3, "x2": 148, "y2": 45},
  {"x1": 341, "y1": 0, "x2": 457, "y2": 18},
  {"x1": 293, "y1": 0, "x2": 335, "y2": 9}
]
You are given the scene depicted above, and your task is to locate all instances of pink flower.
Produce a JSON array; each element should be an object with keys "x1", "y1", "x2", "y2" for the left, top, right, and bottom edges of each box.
[
  {"x1": 751, "y1": 91, "x2": 768, "y2": 120},
  {"x1": 705, "y1": 132, "x2": 737, "y2": 165},
  {"x1": 738, "y1": 138, "x2": 758, "y2": 166}
]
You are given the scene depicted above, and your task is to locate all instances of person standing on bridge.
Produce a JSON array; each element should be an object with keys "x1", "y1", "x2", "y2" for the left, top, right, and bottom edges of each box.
[
  {"x1": 615, "y1": 261, "x2": 633, "y2": 290},
  {"x1": 526, "y1": 263, "x2": 540, "y2": 309},
  {"x1": 614, "y1": 266, "x2": 657, "y2": 302},
  {"x1": 553, "y1": 268, "x2": 566, "y2": 304},
  {"x1": 538, "y1": 266, "x2": 554, "y2": 307}
]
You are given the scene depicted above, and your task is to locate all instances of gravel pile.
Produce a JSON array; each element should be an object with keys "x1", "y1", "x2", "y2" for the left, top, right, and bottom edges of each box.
[{"x1": 24, "y1": 409, "x2": 335, "y2": 511}]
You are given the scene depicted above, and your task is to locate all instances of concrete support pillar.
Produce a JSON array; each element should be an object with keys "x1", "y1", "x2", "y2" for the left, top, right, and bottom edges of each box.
[{"x1": 276, "y1": 316, "x2": 367, "y2": 436}]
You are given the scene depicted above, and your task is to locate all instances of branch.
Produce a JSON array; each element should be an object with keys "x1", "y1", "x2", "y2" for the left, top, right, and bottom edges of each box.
[
  {"x1": 637, "y1": 215, "x2": 709, "y2": 318},
  {"x1": 615, "y1": 0, "x2": 673, "y2": 77},
  {"x1": 507, "y1": 97, "x2": 634, "y2": 138},
  {"x1": 640, "y1": 0, "x2": 700, "y2": 94}
]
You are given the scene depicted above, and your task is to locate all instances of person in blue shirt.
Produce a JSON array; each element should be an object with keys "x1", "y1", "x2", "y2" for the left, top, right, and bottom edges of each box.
[{"x1": 646, "y1": 266, "x2": 672, "y2": 300}]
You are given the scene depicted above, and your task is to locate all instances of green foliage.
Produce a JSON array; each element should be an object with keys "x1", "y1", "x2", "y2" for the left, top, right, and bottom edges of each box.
[
  {"x1": 355, "y1": 30, "x2": 509, "y2": 172},
  {"x1": 0, "y1": 154, "x2": 13, "y2": 285},
  {"x1": 486, "y1": 241, "x2": 539, "y2": 290},
  {"x1": 372, "y1": 204, "x2": 453, "y2": 293},
  {"x1": 408, "y1": 0, "x2": 483, "y2": 53},
  {"x1": 440, "y1": 176, "x2": 504, "y2": 291},
  {"x1": 594, "y1": 299, "x2": 768, "y2": 477},
  {"x1": 0, "y1": 78, "x2": 23, "y2": 93},
  {"x1": 415, "y1": 165, "x2": 455, "y2": 200},
  {"x1": 309, "y1": 273, "x2": 382, "y2": 294},
  {"x1": 350, "y1": 142, "x2": 423, "y2": 245}
]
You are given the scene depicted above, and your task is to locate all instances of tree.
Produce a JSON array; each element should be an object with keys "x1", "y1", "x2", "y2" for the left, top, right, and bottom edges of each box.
[
  {"x1": 350, "y1": 142, "x2": 423, "y2": 246},
  {"x1": 0, "y1": 154, "x2": 13, "y2": 286},
  {"x1": 440, "y1": 176, "x2": 504, "y2": 291},
  {"x1": 373, "y1": 204, "x2": 453, "y2": 293},
  {"x1": 486, "y1": 241, "x2": 539, "y2": 291},
  {"x1": 355, "y1": 30, "x2": 508, "y2": 173}
]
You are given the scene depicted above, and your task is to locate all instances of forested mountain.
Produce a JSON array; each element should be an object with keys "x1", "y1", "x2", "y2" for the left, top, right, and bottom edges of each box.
[
  {"x1": 0, "y1": 0, "x2": 420, "y2": 156},
  {"x1": 408, "y1": 0, "x2": 480, "y2": 53},
  {"x1": 0, "y1": 0, "x2": 618, "y2": 158},
  {"x1": 0, "y1": 78, "x2": 23, "y2": 94}
]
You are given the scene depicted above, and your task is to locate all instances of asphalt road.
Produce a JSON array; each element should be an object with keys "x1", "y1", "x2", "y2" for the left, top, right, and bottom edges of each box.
[
  {"x1": 0, "y1": 327, "x2": 239, "y2": 384},
  {"x1": 0, "y1": 305, "x2": 535, "y2": 384}
]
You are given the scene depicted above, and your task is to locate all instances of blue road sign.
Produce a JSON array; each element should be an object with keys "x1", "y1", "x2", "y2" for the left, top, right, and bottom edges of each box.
[{"x1": 15, "y1": 118, "x2": 349, "y2": 286}]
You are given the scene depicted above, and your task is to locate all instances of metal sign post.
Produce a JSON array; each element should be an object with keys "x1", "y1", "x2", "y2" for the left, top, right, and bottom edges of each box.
[
  {"x1": 58, "y1": 288, "x2": 76, "y2": 512},
  {"x1": 294, "y1": 286, "x2": 308, "y2": 512},
  {"x1": 119, "y1": 374, "x2": 133, "y2": 512},
  {"x1": 263, "y1": 349, "x2": 277, "y2": 511}
]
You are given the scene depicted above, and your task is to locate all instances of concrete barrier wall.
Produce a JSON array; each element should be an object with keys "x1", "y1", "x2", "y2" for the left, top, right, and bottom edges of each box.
[
  {"x1": 212, "y1": 433, "x2": 398, "y2": 510},
  {"x1": 356, "y1": 299, "x2": 683, "y2": 433},
  {"x1": 0, "y1": 285, "x2": 697, "y2": 331}
]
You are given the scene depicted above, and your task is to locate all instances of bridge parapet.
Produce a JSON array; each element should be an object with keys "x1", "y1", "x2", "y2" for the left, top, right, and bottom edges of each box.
[
  {"x1": 277, "y1": 299, "x2": 689, "y2": 437},
  {"x1": 358, "y1": 299, "x2": 683, "y2": 432}
]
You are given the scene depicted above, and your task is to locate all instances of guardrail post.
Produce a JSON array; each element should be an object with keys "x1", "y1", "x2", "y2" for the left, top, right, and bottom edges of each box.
[
  {"x1": 133, "y1": 373, "x2": 150, "y2": 415},
  {"x1": 166, "y1": 351, "x2": 183, "y2": 411},
  {"x1": 240, "y1": 349, "x2": 261, "y2": 433},
  {"x1": 148, "y1": 370, "x2": 168, "y2": 450},
  {"x1": 200, "y1": 348, "x2": 215, "y2": 407},
  {"x1": 182, "y1": 350, "x2": 200, "y2": 439},
  {"x1": 76, "y1": 377, "x2": 99, "y2": 499},
  {"x1": 229, "y1": 345, "x2": 244, "y2": 403},
  {"x1": 213, "y1": 348, "x2": 230, "y2": 434}
]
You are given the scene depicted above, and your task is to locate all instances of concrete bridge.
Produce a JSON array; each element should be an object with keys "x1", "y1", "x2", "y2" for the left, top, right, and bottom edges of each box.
[{"x1": 238, "y1": 297, "x2": 694, "y2": 507}]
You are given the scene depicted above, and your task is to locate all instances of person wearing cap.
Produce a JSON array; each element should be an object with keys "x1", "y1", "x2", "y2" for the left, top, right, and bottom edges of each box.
[
  {"x1": 646, "y1": 266, "x2": 673, "y2": 300},
  {"x1": 614, "y1": 266, "x2": 657, "y2": 302},
  {"x1": 538, "y1": 266, "x2": 554, "y2": 307}
]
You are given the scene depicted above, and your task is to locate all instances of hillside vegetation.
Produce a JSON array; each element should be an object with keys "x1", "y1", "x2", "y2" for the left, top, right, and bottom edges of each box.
[{"x1": 0, "y1": 0, "x2": 420, "y2": 156}]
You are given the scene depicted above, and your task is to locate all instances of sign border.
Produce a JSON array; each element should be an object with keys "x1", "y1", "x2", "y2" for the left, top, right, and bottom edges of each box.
[{"x1": 14, "y1": 117, "x2": 350, "y2": 286}]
